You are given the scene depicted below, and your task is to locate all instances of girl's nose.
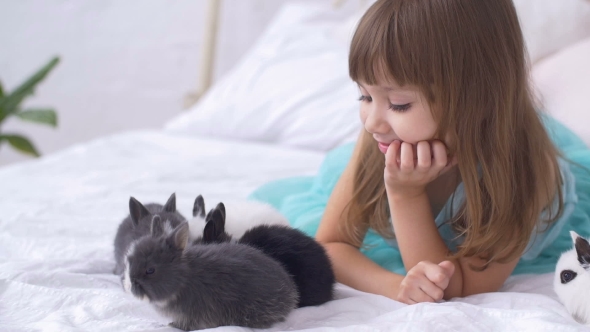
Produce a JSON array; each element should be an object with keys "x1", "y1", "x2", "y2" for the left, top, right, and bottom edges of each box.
[{"x1": 364, "y1": 105, "x2": 389, "y2": 136}]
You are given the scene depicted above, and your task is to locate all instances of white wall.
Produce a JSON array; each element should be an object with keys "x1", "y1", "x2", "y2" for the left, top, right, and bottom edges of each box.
[{"x1": 0, "y1": 0, "x2": 319, "y2": 165}]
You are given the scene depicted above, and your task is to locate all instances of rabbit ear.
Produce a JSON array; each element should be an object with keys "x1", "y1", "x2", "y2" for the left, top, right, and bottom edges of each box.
[
  {"x1": 203, "y1": 208, "x2": 225, "y2": 243},
  {"x1": 570, "y1": 231, "x2": 581, "y2": 244},
  {"x1": 193, "y1": 195, "x2": 206, "y2": 217},
  {"x1": 163, "y1": 193, "x2": 176, "y2": 213},
  {"x1": 129, "y1": 197, "x2": 150, "y2": 227},
  {"x1": 573, "y1": 233, "x2": 590, "y2": 269},
  {"x1": 205, "y1": 203, "x2": 225, "y2": 221},
  {"x1": 215, "y1": 202, "x2": 226, "y2": 219},
  {"x1": 170, "y1": 223, "x2": 190, "y2": 251},
  {"x1": 151, "y1": 215, "x2": 164, "y2": 237}
]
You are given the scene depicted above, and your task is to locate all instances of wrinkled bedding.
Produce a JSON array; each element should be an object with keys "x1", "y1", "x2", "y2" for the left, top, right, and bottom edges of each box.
[{"x1": 0, "y1": 131, "x2": 586, "y2": 331}]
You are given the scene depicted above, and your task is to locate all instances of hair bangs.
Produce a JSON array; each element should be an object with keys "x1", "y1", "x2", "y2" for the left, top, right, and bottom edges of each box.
[{"x1": 348, "y1": 0, "x2": 421, "y2": 88}]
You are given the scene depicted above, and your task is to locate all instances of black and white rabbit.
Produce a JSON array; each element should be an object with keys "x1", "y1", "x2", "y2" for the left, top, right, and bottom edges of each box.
[
  {"x1": 201, "y1": 202, "x2": 335, "y2": 308},
  {"x1": 554, "y1": 231, "x2": 590, "y2": 325},
  {"x1": 192, "y1": 200, "x2": 233, "y2": 245},
  {"x1": 188, "y1": 194, "x2": 290, "y2": 241},
  {"x1": 122, "y1": 212, "x2": 298, "y2": 331},
  {"x1": 113, "y1": 193, "x2": 186, "y2": 275}
]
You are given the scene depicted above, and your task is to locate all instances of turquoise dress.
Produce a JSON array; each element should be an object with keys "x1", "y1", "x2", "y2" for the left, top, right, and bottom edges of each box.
[{"x1": 249, "y1": 115, "x2": 590, "y2": 275}]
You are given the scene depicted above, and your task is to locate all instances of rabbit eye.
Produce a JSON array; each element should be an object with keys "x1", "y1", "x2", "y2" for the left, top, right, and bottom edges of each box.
[
  {"x1": 146, "y1": 267, "x2": 155, "y2": 275},
  {"x1": 560, "y1": 270, "x2": 577, "y2": 284}
]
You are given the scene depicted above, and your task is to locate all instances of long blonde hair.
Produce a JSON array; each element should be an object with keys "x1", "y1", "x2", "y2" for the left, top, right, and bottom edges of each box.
[{"x1": 344, "y1": 0, "x2": 564, "y2": 269}]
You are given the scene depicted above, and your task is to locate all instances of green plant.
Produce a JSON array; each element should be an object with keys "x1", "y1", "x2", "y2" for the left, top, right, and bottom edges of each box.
[{"x1": 0, "y1": 56, "x2": 60, "y2": 157}]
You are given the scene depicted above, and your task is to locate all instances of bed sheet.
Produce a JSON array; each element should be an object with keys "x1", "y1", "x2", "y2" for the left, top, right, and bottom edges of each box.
[{"x1": 0, "y1": 130, "x2": 586, "y2": 331}]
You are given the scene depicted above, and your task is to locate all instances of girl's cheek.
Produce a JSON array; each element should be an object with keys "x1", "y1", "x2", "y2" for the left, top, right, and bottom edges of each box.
[
  {"x1": 359, "y1": 107, "x2": 367, "y2": 123},
  {"x1": 394, "y1": 125, "x2": 436, "y2": 144}
]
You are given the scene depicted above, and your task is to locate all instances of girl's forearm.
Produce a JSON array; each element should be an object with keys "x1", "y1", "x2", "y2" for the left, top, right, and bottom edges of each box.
[
  {"x1": 387, "y1": 191, "x2": 464, "y2": 298},
  {"x1": 388, "y1": 192, "x2": 450, "y2": 266},
  {"x1": 322, "y1": 242, "x2": 404, "y2": 299}
]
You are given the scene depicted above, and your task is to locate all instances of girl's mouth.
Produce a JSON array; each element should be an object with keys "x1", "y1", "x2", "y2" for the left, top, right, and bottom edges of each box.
[{"x1": 378, "y1": 142, "x2": 390, "y2": 154}]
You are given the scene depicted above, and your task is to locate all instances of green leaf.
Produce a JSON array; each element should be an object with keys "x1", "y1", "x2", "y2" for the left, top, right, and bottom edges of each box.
[
  {"x1": 14, "y1": 109, "x2": 58, "y2": 127},
  {"x1": 0, "y1": 80, "x2": 4, "y2": 98},
  {"x1": 0, "y1": 56, "x2": 60, "y2": 121},
  {"x1": 0, "y1": 134, "x2": 40, "y2": 157}
]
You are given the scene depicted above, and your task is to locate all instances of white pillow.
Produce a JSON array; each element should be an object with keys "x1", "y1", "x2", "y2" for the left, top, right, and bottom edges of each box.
[
  {"x1": 532, "y1": 36, "x2": 590, "y2": 147},
  {"x1": 164, "y1": 0, "x2": 590, "y2": 151},
  {"x1": 165, "y1": 3, "x2": 362, "y2": 151},
  {"x1": 514, "y1": 0, "x2": 590, "y2": 63}
]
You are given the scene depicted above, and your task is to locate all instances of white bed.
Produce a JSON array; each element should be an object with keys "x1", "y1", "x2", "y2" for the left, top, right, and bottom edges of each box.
[{"x1": 2, "y1": 1, "x2": 590, "y2": 331}]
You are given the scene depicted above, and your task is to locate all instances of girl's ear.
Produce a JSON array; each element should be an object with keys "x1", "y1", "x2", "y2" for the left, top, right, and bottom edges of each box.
[
  {"x1": 193, "y1": 195, "x2": 206, "y2": 217},
  {"x1": 171, "y1": 223, "x2": 190, "y2": 251},
  {"x1": 129, "y1": 197, "x2": 150, "y2": 227},
  {"x1": 163, "y1": 193, "x2": 177, "y2": 213}
]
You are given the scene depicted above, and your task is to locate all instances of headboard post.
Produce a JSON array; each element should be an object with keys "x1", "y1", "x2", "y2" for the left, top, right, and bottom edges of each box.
[
  {"x1": 184, "y1": 0, "x2": 221, "y2": 109},
  {"x1": 184, "y1": 0, "x2": 369, "y2": 109}
]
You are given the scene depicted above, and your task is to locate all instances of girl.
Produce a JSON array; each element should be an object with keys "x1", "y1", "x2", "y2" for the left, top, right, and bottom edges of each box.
[
  {"x1": 251, "y1": 0, "x2": 589, "y2": 304},
  {"x1": 315, "y1": 0, "x2": 573, "y2": 303}
]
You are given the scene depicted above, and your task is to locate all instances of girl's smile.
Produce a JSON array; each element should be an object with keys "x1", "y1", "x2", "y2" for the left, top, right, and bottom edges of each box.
[{"x1": 378, "y1": 142, "x2": 390, "y2": 154}]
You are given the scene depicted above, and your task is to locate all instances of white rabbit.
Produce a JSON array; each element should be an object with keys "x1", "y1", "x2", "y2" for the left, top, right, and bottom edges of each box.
[
  {"x1": 554, "y1": 231, "x2": 590, "y2": 325},
  {"x1": 188, "y1": 194, "x2": 290, "y2": 241}
]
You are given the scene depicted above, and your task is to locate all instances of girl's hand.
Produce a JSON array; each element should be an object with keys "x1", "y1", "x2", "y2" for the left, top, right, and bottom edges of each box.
[
  {"x1": 397, "y1": 260, "x2": 455, "y2": 304},
  {"x1": 384, "y1": 140, "x2": 457, "y2": 199}
]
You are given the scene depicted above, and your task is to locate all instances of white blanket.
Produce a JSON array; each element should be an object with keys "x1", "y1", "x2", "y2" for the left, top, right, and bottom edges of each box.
[{"x1": 0, "y1": 131, "x2": 585, "y2": 331}]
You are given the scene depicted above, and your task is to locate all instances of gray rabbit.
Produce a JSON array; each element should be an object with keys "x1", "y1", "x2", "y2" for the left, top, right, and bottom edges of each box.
[
  {"x1": 113, "y1": 193, "x2": 186, "y2": 275},
  {"x1": 123, "y1": 210, "x2": 298, "y2": 331}
]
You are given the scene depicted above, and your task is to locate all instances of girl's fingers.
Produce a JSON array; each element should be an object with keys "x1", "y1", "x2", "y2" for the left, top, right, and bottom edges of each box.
[
  {"x1": 385, "y1": 140, "x2": 401, "y2": 170},
  {"x1": 399, "y1": 142, "x2": 415, "y2": 171},
  {"x1": 397, "y1": 260, "x2": 455, "y2": 305},
  {"x1": 424, "y1": 261, "x2": 454, "y2": 290},
  {"x1": 431, "y1": 140, "x2": 448, "y2": 170},
  {"x1": 409, "y1": 289, "x2": 437, "y2": 304},
  {"x1": 398, "y1": 283, "x2": 437, "y2": 304},
  {"x1": 417, "y1": 282, "x2": 445, "y2": 302},
  {"x1": 439, "y1": 154, "x2": 458, "y2": 176},
  {"x1": 416, "y1": 141, "x2": 432, "y2": 171}
]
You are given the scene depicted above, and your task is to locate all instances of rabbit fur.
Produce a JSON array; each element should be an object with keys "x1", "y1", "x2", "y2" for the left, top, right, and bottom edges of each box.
[
  {"x1": 188, "y1": 194, "x2": 290, "y2": 241},
  {"x1": 554, "y1": 231, "x2": 590, "y2": 325},
  {"x1": 122, "y1": 213, "x2": 298, "y2": 331},
  {"x1": 196, "y1": 200, "x2": 335, "y2": 307},
  {"x1": 113, "y1": 193, "x2": 186, "y2": 275}
]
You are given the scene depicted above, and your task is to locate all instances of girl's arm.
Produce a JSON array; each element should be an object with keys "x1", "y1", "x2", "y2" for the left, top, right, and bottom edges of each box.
[
  {"x1": 386, "y1": 140, "x2": 520, "y2": 299},
  {"x1": 315, "y1": 135, "x2": 404, "y2": 299},
  {"x1": 388, "y1": 191, "x2": 520, "y2": 299}
]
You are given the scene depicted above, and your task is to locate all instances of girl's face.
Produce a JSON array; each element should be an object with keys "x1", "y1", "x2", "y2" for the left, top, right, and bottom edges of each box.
[{"x1": 358, "y1": 79, "x2": 440, "y2": 154}]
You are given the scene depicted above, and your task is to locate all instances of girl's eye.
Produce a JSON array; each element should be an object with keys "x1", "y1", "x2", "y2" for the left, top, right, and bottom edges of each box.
[
  {"x1": 146, "y1": 267, "x2": 155, "y2": 275},
  {"x1": 389, "y1": 103, "x2": 411, "y2": 112},
  {"x1": 560, "y1": 269, "x2": 577, "y2": 284},
  {"x1": 358, "y1": 95, "x2": 410, "y2": 112}
]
